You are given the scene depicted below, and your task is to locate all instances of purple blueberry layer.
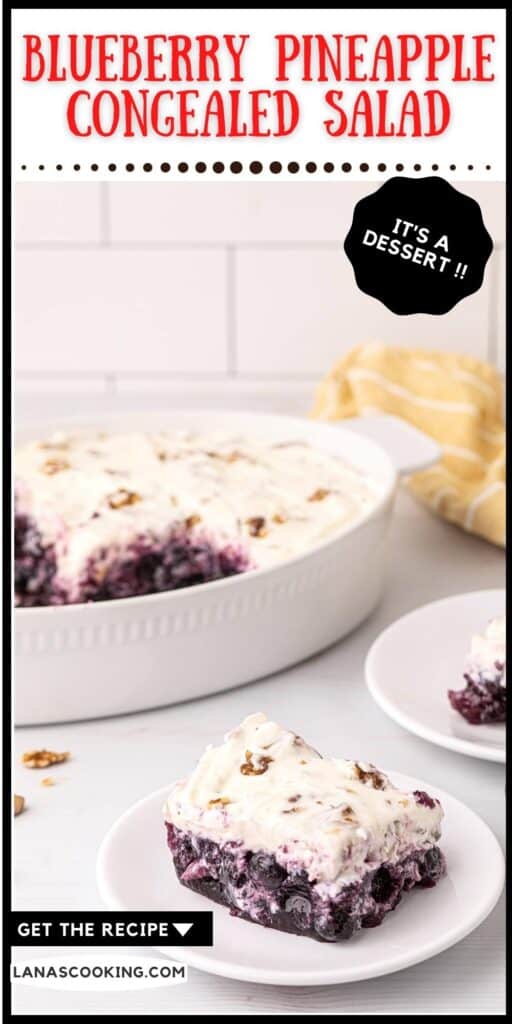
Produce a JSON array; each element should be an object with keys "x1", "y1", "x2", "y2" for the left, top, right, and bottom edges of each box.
[
  {"x1": 448, "y1": 676, "x2": 506, "y2": 725},
  {"x1": 80, "y1": 527, "x2": 250, "y2": 603},
  {"x1": 166, "y1": 823, "x2": 446, "y2": 943},
  {"x1": 15, "y1": 514, "x2": 61, "y2": 606},
  {"x1": 15, "y1": 512, "x2": 251, "y2": 607}
]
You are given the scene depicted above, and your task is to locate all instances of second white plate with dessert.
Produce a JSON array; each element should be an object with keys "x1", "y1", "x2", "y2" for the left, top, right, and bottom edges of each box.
[
  {"x1": 366, "y1": 590, "x2": 506, "y2": 763},
  {"x1": 96, "y1": 772, "x2": 504, "y2": 987}
]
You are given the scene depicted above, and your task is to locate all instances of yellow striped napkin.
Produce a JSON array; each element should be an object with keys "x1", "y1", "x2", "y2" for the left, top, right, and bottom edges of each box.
[{"x1": 311, "y1": 342, "x2": 506, "y2": 547}]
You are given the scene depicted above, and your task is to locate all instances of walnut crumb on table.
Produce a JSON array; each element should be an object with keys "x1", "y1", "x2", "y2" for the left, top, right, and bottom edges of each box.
[
  {"x1": 22, "y1": 749, "x2": 70, "y2": 769},
  {"x1": 14, "y1": 794, "x2": 25, "y2": 816}
]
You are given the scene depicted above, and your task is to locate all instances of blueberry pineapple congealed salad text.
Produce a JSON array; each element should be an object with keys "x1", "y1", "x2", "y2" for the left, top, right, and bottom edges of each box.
[
  {"x1": 163, "y1": 714, "x2": 445, "y2": 943},
  {"x1": 15, "y1": 429, "x2": 380, "y2": 607}
]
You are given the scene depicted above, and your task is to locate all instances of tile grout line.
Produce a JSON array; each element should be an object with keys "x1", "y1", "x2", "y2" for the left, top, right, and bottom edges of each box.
[
  {"x1": 486, "y1": 249, "x2": 500, "y2": 367},
  {"x1": 14, "y1": 240, "x2": 346, "y2": 251},
  {"x1": 99, "y1": 183, "x2": 111, "y2": 247},
  {"x1": 226, "y1": 246, "x2": 237, "y2": 376},
  {"x1": 16, "y1": 371, "x2": 322, "y2": 383}
]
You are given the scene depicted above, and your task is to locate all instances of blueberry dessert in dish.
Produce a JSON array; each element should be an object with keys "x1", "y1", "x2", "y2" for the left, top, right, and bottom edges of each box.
[
  {"x1": 448, "y1": 616, "x2": 506, "y2": 725},
  {"x1": 163, "y1": 714, "x2": 445, "y2": 943},
  {"x1": 15, "y1": 429, "x2": 379, "y2": 607}
]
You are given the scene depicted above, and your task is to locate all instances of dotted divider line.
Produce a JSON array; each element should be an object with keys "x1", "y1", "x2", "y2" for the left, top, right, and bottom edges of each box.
[{"x1": 19, "y1": 161, "x2": 491, "y2": 175}]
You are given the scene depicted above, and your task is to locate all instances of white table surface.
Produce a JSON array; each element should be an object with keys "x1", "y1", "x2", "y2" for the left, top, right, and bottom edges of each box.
[{"x1": 12, "y1": 394, "x2": 506, "y2": 1015}]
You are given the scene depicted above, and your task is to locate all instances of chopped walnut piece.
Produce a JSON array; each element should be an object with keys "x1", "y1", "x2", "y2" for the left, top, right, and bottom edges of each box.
[
  {"x1": 287, "y1": 794, "x2": 301, "y2": 803},
  {"x1": 341, "y1": 805, "x2": 358, "y2": 824},
  {"x1": 41, "y1": 458, "x2": 70, "y2": 475},
  {"x1": 246, "y1": 516, "x2": 267, "y2": 538},
  {"x1": 185, "y1": 514, "x2": 202, "y2": 529},
  {"x1": 38, "y1": 439, "x2": 69, "y2": 452},
  {"x1": 204, "y1": 449, "x2": 244, "y2": 463},
  {"x1": 272, "y1": 513, "x2": 287, "y2": 524},
  {"x1": 208, "y1": 796, "x2": 231, "y2": 807},
  {"x1": 107, "y1": 488, "x2": 141, "y2": 509},
  {"x1": 308, "y1": 487, "x2": 330, "y2": 502},
  {"x1": 14, "y1": 794, "x2": 25, "y2": 816},
  {"x1": 41, "y1": 777, "x2": 55, "y2": 787},
  {"x1": 283, "y1": 806, "x2": 302, "y2": 814},
  {"x1": 240, "y1": 751, "x2": 273, "y2": 776},
  {"x1": 353, "y1": 763, "x2": 386, "y2": 790},
  {"x1": 22, "y1": 749, "x2": 70, "y2": 770}
]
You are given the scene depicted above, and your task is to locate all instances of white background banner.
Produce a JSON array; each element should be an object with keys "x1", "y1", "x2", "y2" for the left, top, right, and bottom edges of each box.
[{"x1": 12, "y1": 8, "x2": 506, "y2": 181}]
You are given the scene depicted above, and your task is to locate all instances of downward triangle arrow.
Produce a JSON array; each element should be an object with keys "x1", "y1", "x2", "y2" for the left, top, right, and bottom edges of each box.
[{"x1": 172, "y1": 922, "x2": 194, "y2": 937}]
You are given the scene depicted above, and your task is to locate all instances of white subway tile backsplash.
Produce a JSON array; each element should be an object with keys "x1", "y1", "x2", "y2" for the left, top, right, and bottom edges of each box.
[
  {"x1": 16, "y1": 376, "x2": 109, "y2": 394},
  {"x1": 15, "y1": 183, "x2": 104, "y2": 244},
  {"x1": 494, "y1": 247, "x2": 506, "y2": 373},
  {"x1": 15, "y1": 380, "x2": 316, "y2": 424},
  {"x1": 454, "y1": 182, "x2": 505, "y2": 246},
  {"x1": 15, "y1": 248, "x2": 228, "y2": 374},
  {"x1": 109, "y1": 181, "x2": 357, "y2": 243},
  {"x1": 235, "y1": 248, "x2": 491, "y2": 376},
  {"x1": 108, "y1": 181, "x2": 505, "y2": 246},
  {"x1": 115, "y1": 377, "x2": 315, "y2": 416},
  {"x1": 14, "y1": 181, "x2": 505, "y2": 393}
]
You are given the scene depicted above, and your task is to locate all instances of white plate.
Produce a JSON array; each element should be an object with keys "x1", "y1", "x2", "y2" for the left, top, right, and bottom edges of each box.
[
  {"x1": 96, "y1": 774, "x2": 504, "y2": 987},
  {"x1": 366, "y1": 590, "x2": 506, "y2": 764}
]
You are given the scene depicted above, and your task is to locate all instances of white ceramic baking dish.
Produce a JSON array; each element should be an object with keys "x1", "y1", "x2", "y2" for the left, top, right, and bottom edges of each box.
[{"x1": 14, "y1": 410, "x2": 439, "y2": 725}]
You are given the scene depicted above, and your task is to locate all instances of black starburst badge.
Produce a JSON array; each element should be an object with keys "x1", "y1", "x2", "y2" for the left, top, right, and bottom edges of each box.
[{"x1": 344, "y1": 177, "x2": 493, "y2": 315}]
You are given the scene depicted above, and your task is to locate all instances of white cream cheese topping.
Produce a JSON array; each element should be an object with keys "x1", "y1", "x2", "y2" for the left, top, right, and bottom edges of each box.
[
  {"x1": 163, "y1": 713, "x2": 443, "y2": 889},
  {"x1": 15, "y1": 429, "x2": 381, "y2": 587},
  {"x1": 466, "y1": 616, "x2": 506, "y2": 687}
]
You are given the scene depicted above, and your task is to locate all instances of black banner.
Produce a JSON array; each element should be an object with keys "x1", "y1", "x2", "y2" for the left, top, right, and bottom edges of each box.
[{"x1": 11, "y1": 911, "x2": 213, "y2": 947}]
